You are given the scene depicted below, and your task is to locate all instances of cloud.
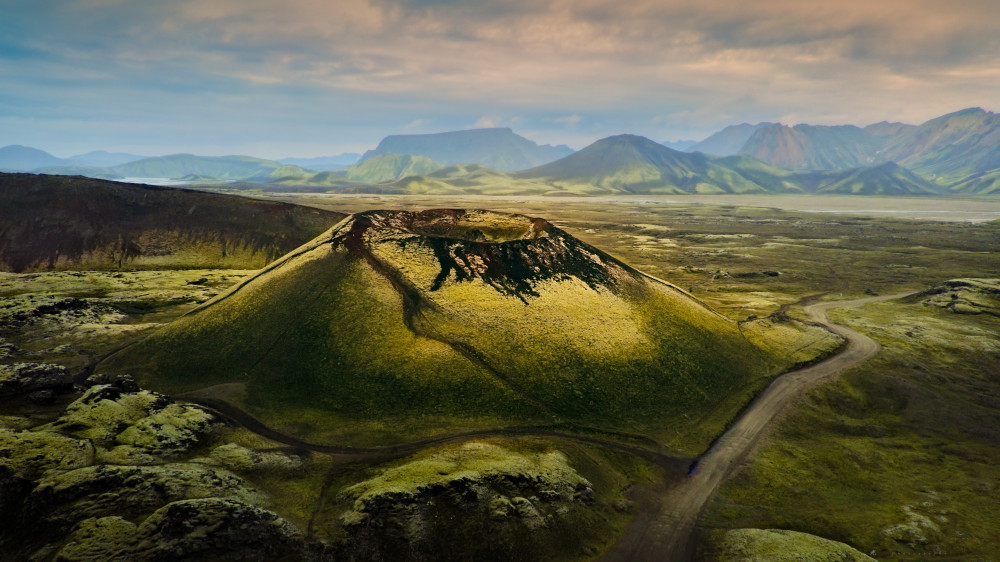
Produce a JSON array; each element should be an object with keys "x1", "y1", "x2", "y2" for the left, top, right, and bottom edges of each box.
[
  {"x1": 544, "y1": 114, "x2": 584, "y2": 128},
  {"x1": 403, "y1": 118, "x2": 432, "y2": 131},
  {"x1": 473, "y1": 116, "x2": 502, "y2": 128},
  {"x1": 2, "y1": 0, "x2": 998, "y2": 155}
]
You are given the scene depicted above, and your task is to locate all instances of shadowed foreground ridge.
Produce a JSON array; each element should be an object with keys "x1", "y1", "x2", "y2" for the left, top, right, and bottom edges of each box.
[
  {"x1": 0, "y1": 172, "x2": 344, "y2": 272},
  {"x1": 102, "y1": 209, "x2": 778, "y2": 449}
]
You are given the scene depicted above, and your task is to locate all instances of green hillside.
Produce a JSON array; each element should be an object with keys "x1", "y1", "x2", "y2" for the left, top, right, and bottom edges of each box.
[
  {"x1": 101, "y1": 209, "x2": 781, "y2": 451},
  {"x1": 253, "y1": 164, "x2": 316, "y2": 183},
  {"x1": 517, "y1": 135, "x2": 790, "y2": 194},
  {"x1": 0, "y1": 173, "x2": 344, "y2": 272},
  {"x1": 952, "y1": 170, "x2": 1000, "y2": 195},
  {"x1": 381, "y1": 164, "x2": 556, "y2": 195},
  {"x1": 881, "y1": 107, "x2": 1000, "y2": 186},
  {"x1": 711, "y1": 155, "x2": 804, "y2": 192},
  {"x1": 111, "y1": 154, "x2": 287, "y2": 180},
  {"x1": 343, "y1": 153, "x2": 444, "y2": 183},
  {"x1": 812, "y1": 162, "x2": 943, "y2": 195}
]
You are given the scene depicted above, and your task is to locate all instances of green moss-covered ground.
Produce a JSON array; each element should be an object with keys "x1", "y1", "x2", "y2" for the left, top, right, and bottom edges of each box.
[{"x1": 705, "y1": 300, "x2": 1000, "y2": 559}]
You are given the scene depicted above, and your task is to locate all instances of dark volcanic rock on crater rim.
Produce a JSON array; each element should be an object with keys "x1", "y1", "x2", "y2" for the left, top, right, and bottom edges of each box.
[{"x1": 333, "y1": 209, "x2": 635, "y2": 301}]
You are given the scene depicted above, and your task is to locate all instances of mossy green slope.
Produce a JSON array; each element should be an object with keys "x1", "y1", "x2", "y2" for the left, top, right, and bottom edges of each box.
[
  {"x1": 517, "y1": 135, "x2": 779, "y2": 194},
  {"x1": 103, "y1": 210, "x2": 778, "y2": 448},
  {"x1": 343, "y1": 153, "x2": 444, "y2": 184},
  {"x1": 110, "y1": 154, "x2": 288, "y2": 180},
  {"x1": 813, "y1": 162, "x2": 942, "y2": 195}
]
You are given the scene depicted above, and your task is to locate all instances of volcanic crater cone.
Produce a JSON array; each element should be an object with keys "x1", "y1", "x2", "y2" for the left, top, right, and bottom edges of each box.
[{"x1": 102, "y1": 209, "x2": 778, "y2": 446}]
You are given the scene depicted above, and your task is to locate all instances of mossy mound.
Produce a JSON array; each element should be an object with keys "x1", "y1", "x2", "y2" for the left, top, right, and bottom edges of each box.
[
  {"x1": 915, "y1": 278, "x2": 1000, "y2": 316},
  {"x1": 0, "y1": 429, "x2": 95, "y2": 480},
  {"x1": 706, "y1": 528, "x2": 875, "y2": 561},
  {"x1": 52, "y1": 500, "x2": 312, "y2": 561},
  {"x1": 328, "y1": 439, "x2": 630, "y2": 561},
  {"x1": 26, "y1": 463, "x2": 266, "y2": 530},
  {"x1": 41, "y1": 384, "x2": 217, "y2": 464},
  {"x1": 0, "y1": 376, "x2": 322, "y2": 560},
  {"x1": 339, "y1": 441, "x2": 591, "y2": 527},
  {"x1": 208, "y1": 443, "x2": 304, "y2": 473},
  {"x1": 103, "y1": 209, "x2": 779, "y2": 450}
]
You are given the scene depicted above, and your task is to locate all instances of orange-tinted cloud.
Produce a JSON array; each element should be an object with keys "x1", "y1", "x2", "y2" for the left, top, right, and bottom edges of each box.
[{"x1": 2, "y1": 0, "x2": 998, "y2": 155}]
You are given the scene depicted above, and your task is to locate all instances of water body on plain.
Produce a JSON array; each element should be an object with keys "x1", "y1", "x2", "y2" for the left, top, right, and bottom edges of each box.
[{"x1": 270, "y1": 193, "x2": 1000, "y2": 223}]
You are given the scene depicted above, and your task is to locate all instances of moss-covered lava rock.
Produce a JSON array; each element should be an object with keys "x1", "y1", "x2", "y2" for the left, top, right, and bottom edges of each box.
[{"x1": 328, "y1": 439, "x2": 629, "y2": 561}]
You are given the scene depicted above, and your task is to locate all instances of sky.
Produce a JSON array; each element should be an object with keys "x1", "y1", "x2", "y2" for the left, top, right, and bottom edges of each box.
[{"x1": 2, "y1": 0, "x2": 999, "y2": 158}]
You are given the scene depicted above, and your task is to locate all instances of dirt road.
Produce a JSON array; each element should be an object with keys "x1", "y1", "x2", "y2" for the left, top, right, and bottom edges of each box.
[
  {"x1": 184, "y1": 394, "x2": 690, "y2": 473},
  {"x1": 602, "y1": 292, "x2": 915, "y2": 561}
]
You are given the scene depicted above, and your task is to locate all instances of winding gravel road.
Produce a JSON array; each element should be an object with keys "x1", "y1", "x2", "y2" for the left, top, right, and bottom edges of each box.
[
  {"x1": 602, "y1": 291, "x2": 915, "y2": 561},
  {"x1": 183, "y1": 394, "x2": 690, "y2": 473}
]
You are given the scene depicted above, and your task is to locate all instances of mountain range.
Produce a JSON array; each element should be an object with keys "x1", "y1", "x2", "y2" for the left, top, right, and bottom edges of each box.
[
  {"x1": 0, "y1": 145, "x2": 146, "y2": 172},
  {"x1": 684, "y1": 108, "x2": 1000, "y2": 185},
  {"x1": 2, "y1": 107, "x2": 998, "y2": 195},
  {"x1": 517, "y1": 135, "x2": 780, "y2": 194},
  {"x1": 688, "y1": 123, "x2": 774, "y2": 156}
]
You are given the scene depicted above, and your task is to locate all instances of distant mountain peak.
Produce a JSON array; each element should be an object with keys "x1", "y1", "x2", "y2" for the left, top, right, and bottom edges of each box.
[
  {"x1": 0, "y1": 145, "x2": 64, "y2": 172},
  {"x1": 597, "y1": 133, "x2": 658, "y2": 146},
  {"x1": 516, "y1": 133, "x2": 781, "y2": 194},
  {"x1": 951, "y1": 107, "x2": 988, "y2": 116},
  {"x1": 738, "y1": 123, "x2": 883, "y2": 171},
  {"x1": 687, "y1": 122, "x2": 775, "y2": 156}
]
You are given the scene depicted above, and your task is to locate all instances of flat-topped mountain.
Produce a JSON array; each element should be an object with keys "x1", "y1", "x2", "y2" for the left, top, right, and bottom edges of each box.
[
  {"x1": 103, "y1": 209, "x2": 778, "y2": 448},
  {"x1": 360, "y1": 128, "x2": 574, "y2": 172}
]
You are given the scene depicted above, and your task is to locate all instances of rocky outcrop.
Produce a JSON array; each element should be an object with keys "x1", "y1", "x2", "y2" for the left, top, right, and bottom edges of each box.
[
  {"x1": 0, "y1": 429, "x2": 95, "y2": 480},
  {"x1": 42, "y1": 384, "x2": 216, "y2": 463},
  {"x1": 917, "y1": 278, "x2": 1000, "y2": 316},
  {"x1": 54, "y1": 499, "x2": 314, "y2": 562},
  {"x1": 24, "y1": 463, "x2": 265, "y2": 532},
  {"x1": 335, "y1": 441, "x2": 596, "y2": 561},
  {"x1": 207, "y1": 443, "x2": 304, "y2": 473},
  {"x1": 0, "y1": 378, "x2": 320, "y2": 560},
  {"x1": 0, "y1": 362, "x2": 74, "y2": 398},
  {"x1": 880, "y1": 505, "x2": 943, "y2": 545}
]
